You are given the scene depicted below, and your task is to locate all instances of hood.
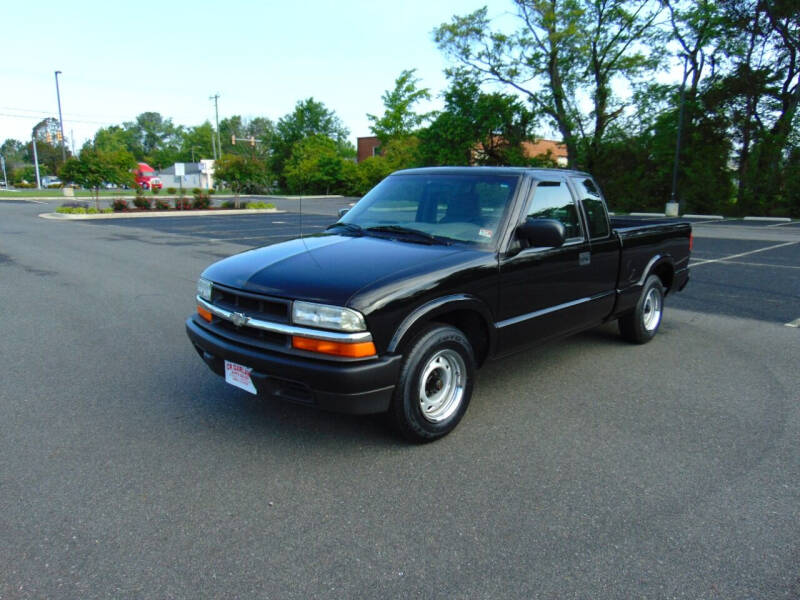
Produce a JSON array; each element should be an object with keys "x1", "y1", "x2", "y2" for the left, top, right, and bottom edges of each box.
[{"x1": 202, "y1": 234, "x2": 466, "y2": 307}]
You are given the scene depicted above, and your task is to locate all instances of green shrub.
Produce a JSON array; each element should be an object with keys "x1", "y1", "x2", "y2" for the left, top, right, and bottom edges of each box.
[
  {"x1": 220, "y1": 200, "x2": 236, "y2": 209},
  {"x1": 86, "y1": 207, "x2": 99, "y2": 214},
  {"x1": 154, "y1": 198, "x2": 170, "y2": 210},
  {"x1": 56, "y1": 206, "x2": 87, "y2": 214},
  {"x1": 247, "y1": 201, "x2": 275, "y2": 209},
  {"x1": 208, "y1": 188, "x2": 216, "y2": 195},
  {"x1": 191, "y1": 188, "x2": 202, "y2": 196},
  {"x1": 192, "y1": 196, "x2": 211, "y2": 209},
  {"x1": 174, "y1": 197, "x2": 191, "y2": 210},
  {"x1": 151, "y1": 186, "x2": 160, "y2": 195},
  {"x1": 133, "y1": 196, "x2": 152, "y2": 210},
  {"x1": 111, "y1": 199, "x2": 129, "y2": 212},
  {"x1": 166, "y1": 187, "x2": 177, "y2": 195}
]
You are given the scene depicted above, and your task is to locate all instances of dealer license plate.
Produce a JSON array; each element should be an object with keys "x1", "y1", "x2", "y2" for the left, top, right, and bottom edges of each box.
[{"x1": 224, "y1": 360, "x2": 257, "y2": 395}]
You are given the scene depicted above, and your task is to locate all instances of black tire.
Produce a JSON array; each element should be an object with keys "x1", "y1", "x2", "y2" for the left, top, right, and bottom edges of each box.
[
  {"x1": 388, "y1": 324, "x2": 476, "y2": 442},
  {"x1": 619, "y1": 274, "x2": 665, "y2": 344}
]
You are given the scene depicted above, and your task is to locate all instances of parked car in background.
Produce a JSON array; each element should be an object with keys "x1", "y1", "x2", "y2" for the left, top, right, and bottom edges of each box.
[{"x1": 42, "y1": 176, "x2": 62, "y2": 188}]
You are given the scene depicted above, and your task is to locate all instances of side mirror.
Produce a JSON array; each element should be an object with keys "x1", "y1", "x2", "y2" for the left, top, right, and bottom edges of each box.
[
  {"x1": 338, "y1": 207, "x2": 349, "y2": 218},
  {"x1": 516, "y1": 218, "x2": 566, "y2": 248}
]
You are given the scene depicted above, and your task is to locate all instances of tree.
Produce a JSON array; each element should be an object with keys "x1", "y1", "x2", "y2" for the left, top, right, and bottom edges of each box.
[
  {"x1": 92, "y1": 125, "x2": 140, "y2": 155},
  {"x1": 418, "y1": 71, "x2": 537, "y2": 166},
  {"x1": 59, "y1": 148, "x2": 136, "y2": 209},
  {"x1": 367, "y1": 69, "x2": 431, "y2": 144},
  {"x1": 284, "y1": 135, "x2": 348, "y2": 195},
  {"x1": 271, "y1": 98, "x2": 351, "y2": 185},
  {"x1": 213, "y1": 154, "x2": 270, "y2": 204},
  {"x1": 121, "y1": 112, "x2": 183, "y2": 167},
  {"x1": 435, "y1": 1, "x2": 664, "y2": 168},
  {"x1": 219, "y1": 115, "x2": 275, "y2": 159},
  {"x1": 178, "y1": 122, "x2": 216, "y2": 162}
]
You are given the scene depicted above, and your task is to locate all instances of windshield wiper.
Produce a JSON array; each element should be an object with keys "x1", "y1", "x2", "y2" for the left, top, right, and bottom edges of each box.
[
  {"x1": 325, "y1": 222, "x2": 364, "y2": 235},
  {"x1": 365, "y1": 225, "x2": 451, "y2": 245}
]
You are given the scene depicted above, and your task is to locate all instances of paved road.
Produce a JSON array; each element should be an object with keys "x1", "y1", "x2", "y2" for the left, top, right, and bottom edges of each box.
[{"x1": 1, "y1": 201, "x2": 798, "y2": 599}]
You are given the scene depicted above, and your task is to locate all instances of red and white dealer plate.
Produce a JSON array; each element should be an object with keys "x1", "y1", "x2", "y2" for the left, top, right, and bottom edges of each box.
[{"x1": 224, "y1": 360, "x2": 257, "y2": 395}]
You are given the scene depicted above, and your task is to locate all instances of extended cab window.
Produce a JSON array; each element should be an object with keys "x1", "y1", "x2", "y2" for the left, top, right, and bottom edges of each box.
[
  {"x1": 525, "y1": 181, "x2": 583, "y2": 241},
  {"x1": 575, "y1": 178, "x2": 610, "y2": 239}
]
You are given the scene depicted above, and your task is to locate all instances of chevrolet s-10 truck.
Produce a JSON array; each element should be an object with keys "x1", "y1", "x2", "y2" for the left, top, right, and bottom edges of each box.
[{"x1": 186, "y1": 167, "x2": 691, "y2": 441}]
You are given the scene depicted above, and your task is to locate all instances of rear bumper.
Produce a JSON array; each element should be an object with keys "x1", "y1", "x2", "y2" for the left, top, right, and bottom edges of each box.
[{"x1": 186, "y1": 318, "x2": 401, "y2": 415}]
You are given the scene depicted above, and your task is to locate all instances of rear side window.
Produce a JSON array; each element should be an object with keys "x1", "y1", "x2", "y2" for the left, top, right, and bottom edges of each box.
[
  {"x1": 525, "y1": 181, "x2": 583, "y2": 240},
  {"x1": 575, "y1": 178, "x2": 609, "y2": 239}
]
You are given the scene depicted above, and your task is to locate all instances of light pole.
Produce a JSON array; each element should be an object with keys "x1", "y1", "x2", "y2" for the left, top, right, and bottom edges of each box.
[
  {"x1": 0, "y1": 154, "x2": 8, "y2": 188},
  {"x1": 54, "y1": 70, "x2": 67, "y2": 163},
  {"x1": 32, "y1": 133, "x2": 42, "y2": 189},
  {"x1": 210, "y1": 93, "x2": 221, "y2": 159},
  {"x1": 667, "y1": 54, "x2": 689, "y2": 217}
]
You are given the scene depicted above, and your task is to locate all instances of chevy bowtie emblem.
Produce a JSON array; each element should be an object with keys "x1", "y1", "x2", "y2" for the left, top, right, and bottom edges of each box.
[{"x1": 231, "y1": 312, "x2": 249, "y2": 327}]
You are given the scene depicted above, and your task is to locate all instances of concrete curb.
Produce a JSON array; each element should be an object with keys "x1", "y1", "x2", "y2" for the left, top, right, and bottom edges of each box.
[
  {"x1": 39, "y1": 208, "x2": 283, "y2": 221},
  {"x1": 683, "y1": 214, "x2": 725, "y2": 219},
  {"x1": 629, "y1": 212, "x2": 666, "y2": 217},
  {"x1": 743, "y1": 216, "x2": 792, "y2": 222}
]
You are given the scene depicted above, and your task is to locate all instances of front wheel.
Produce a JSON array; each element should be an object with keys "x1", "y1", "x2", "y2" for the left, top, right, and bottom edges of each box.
[
  {"x1": 388, "y1": 325, "x2": 475, "y2": 442},
  {"x1": 619, "y1": 274, "x2": 665, "y2": 343}
]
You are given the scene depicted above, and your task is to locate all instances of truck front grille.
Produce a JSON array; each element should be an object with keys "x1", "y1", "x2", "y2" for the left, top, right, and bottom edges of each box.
[{"x1": 200, "y1": 284, "x2": 291, "y2": 351}]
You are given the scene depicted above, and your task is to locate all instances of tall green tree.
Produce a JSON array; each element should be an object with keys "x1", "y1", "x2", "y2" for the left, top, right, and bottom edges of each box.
[
  {"x1": 271, "y1": 98, "x2": 351, "y2": 185},
  {"x1": 179, "y1": 122, "x2": 216, "y2": 162},
  {"x1": 219, "y1": 115, "x2": 275, "y2": 159},
  {"x1": 418, "y1": 71, "x2": 537, "y2": 166},
  {"x1": 435, "y1": 1, "x2": 664, "y2": 168},
  {"x1": 367, "y1": 69, "x2": 431, "y2": 144},
  {"x1": 284, "y1": 135, "x2": 348, "y2": 195}
]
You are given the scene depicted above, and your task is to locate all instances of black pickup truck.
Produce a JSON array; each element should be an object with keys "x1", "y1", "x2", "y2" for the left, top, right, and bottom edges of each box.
[{"x1": 186, "y1": 167, "x2": 691, "y2": 441}]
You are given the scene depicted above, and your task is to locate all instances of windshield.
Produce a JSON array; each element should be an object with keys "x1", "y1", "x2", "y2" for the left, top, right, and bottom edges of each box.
[{"x1": 339, "y1": 173, "x2": 519, "y2": 245}]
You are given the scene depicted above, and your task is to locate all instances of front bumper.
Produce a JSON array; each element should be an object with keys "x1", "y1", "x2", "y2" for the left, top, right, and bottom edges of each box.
[{"x1": 186, "y1": 318, "x2": 402, "y2": 414}]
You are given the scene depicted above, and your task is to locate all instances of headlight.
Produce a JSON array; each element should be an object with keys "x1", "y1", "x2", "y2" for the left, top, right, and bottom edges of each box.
[
  {"x1": 197, "y1": 277, "x2": 213, "y2": 301},
  {"x1": 292, "y1": 301, "x2": 367, "y2": 332}
]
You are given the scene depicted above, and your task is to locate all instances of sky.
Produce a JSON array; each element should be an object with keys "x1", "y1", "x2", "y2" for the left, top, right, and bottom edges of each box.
[{"x1": 0, "y1": 0, "x2": 520, "y2": 152}]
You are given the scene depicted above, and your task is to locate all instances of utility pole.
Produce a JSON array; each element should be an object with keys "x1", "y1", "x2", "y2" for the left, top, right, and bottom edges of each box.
[
  {"x1": 210, "y1": 93, "x2": 221, "y2": 160},
  {"x1": 70, "y1": 129, "x2": 76, "y2": 156},
  {"x1": 54, "y1": 70, "x2": 67, "y2": 162},
  {"x1": 0, "y1": 154, "x2": 8, "y2": 188},
  {"x1": 32, "y1": 134, "x2": 42, "y2": 189}
]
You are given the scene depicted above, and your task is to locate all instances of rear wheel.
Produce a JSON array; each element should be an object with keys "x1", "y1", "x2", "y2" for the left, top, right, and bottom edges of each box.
[
  {"x1": 389, "y1": 324, "x2": 475, "y2": 442},
  {"x1": 619, "y1": 274, "x2": 665, "y2": 343}
]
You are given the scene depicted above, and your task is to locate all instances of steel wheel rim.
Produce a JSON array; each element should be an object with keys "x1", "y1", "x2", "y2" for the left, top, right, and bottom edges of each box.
[
  {"x1": 642, "y1": 287, "x2": 662, "y2": 331},
  {"x1": 418, "y1": 349, "x2": 466, "y2": 423}
]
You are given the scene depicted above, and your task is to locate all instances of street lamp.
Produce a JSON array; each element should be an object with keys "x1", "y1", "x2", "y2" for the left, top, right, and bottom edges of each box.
[
  {"x1": 667, "y1": 54, "x2": 689, "y2": 217},
  {"x1": 54, "y1": 70, "x2": 67, "y2": 163}
]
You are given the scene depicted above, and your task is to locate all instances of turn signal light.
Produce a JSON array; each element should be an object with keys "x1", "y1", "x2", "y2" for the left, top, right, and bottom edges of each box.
[
  {"x1": 197, "y1": 304, "x2": 213, "y2": 322},
  {"x1": 292, "y1": 336, "x2": 376, "y2": 358}
]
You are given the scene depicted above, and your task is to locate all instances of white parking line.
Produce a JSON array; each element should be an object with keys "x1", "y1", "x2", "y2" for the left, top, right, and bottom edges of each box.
[
  {"x1": 690, "y1": 241, "x2": 799, "y2": 267},
  {"x1": 716, "y1": 260, "x2": 800, "y2": 270},
  {"x1": 767, "y1": 221, "x2": 799, "y2": 228},
  {"x1": 785, "y1": 318, "x2": 800, "y2": 328}
]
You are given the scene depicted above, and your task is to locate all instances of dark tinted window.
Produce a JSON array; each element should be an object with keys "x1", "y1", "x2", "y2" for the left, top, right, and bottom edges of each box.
[
  {"x1": 525, "y1": 181, "x2": 583, "y2": 240},
  {"x1": 342, "y1": 174, "x2": 518, "y2": 244},
  {"x1": 575, "y1": 178, "x2": 609, "y2": 239}
]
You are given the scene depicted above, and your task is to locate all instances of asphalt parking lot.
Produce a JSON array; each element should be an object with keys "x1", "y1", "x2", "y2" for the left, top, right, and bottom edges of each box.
[{"x1": 1, "y1": 199, "x2": 799, "y2": 599}]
